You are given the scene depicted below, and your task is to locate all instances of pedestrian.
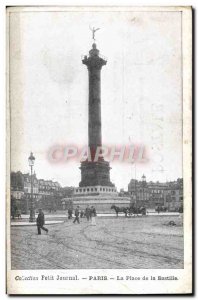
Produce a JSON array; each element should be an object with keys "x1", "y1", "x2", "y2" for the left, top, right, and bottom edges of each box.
[
  {"x1": 85, "y1": 205, "x2": 91, "y2": 221},
  {"x1": 68, "y1": 208, "x2": 73, "y2": 219},
  {"x1": 36, "y1": 209, "x2": 48, "y2": 235},
  {"x1": 73, "y1": 206, "x2": 80, "y2": 224},
  {"x1": 91, "y1": 206, "x2": 97, "y2": 226}
]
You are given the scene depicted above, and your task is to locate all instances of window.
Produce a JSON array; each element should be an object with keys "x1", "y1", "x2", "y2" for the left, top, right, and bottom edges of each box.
[
  {"x1": 87, "y1": 188, "x2": 89, "y2": 192},
  {"x1": 95, "y1": 188, "x2": 97, "y2": 191}
]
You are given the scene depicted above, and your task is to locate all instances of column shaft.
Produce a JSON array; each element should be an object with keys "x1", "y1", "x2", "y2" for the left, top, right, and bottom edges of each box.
[{"x1": 88, "y1": 68, "x2": 102, "y2": 150}]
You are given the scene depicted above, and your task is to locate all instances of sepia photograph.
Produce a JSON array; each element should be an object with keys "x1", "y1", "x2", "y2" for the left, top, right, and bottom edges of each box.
[{"x1": 6, "y1": 6, "x2": 192, "y2": 294}]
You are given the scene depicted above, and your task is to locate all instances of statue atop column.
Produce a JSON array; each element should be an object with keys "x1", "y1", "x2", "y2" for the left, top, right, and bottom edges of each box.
[{"x1": 89, "y1": 26, "x2": 100, "y2": 41}]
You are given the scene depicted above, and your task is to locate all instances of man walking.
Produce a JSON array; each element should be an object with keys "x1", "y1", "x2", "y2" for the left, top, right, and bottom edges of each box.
[
  {"x1": 36, "y1": 209, "x2": 48, "y2": 235},
  {"x1": 73, "y1": 206, "x2": 80, "y2": 224},
  {"x1": 91, "y1": 206, "x2": 97, "y2": 226},
  {"x1": 85, "y1": 205, "x2": 91, "y2": 221},
  {"x1": 68, "y1": 208, "x2": 73, "y2": 219}
]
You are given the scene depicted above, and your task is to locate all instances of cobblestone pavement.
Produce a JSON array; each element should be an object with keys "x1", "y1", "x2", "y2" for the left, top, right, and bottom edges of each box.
[{"x1": 11, "y1": 216, "x2": 183, "y2": 269}]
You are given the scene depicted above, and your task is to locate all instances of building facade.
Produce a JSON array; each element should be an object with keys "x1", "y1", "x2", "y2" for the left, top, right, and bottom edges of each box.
[
  {"x1": 164, "y1": 179, "x2": 183, "y2": 211},
  {"x1": 128, "y1": 176, "x2": 183, "y2": 211},
  {"x1": 11, "y1": 171, "x2": 62, "y2": 213}
]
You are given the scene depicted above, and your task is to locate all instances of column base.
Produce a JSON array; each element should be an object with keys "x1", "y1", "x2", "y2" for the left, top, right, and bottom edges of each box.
[{"x1": 79, "y1": 160, "x2": 114, "y2": 187}]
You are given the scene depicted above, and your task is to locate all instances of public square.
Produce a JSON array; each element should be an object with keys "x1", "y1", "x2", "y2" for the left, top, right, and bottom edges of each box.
[{"x1": 11, "y1": 215, "x2": 183, "y2": 270}]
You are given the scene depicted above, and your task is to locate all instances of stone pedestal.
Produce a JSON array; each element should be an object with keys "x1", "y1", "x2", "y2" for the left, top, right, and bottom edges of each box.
[{"x1": 79, "y1": 160, "x2": 114, "y2": 187}]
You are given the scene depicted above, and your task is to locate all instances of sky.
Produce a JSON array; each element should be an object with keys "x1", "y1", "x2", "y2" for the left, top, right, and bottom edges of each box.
[{"x1": 10, "y1": 8, "x2": 183, "y2": 190}]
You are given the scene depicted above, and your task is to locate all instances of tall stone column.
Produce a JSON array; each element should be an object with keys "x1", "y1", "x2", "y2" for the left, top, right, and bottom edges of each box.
[
  {"x1": 80, "y1": 43, "x2": 114, "y2": 187},
  {"x1": 83, "y1": 43, "x2": 106, "y2": 158}
]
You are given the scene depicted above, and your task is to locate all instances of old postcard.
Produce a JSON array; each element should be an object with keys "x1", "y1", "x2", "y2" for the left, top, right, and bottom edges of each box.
[{"x1": 6, "y1": 6, "x2": 192, "y2": 294}]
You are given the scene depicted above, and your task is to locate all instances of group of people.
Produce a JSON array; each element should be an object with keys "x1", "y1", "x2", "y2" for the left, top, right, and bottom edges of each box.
[
  {"x1": 85, "y1": 205, "x2": 97, "y2": 225},
  {"x1": 35, "y1": 205, "x2": 97, "y2": 236},
  {"x1": 68, "y1": 205, "x2": 97, "y2": 226}
]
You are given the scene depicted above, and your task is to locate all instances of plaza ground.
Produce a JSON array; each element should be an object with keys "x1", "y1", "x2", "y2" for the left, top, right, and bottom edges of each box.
[{"x1": 11, "y1": 215, "x2": 183, "y2": 269}]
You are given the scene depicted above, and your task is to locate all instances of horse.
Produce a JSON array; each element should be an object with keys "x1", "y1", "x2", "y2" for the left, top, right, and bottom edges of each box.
[{"x1": 111, "y1": 205, "x2": 128, "y2": 217}]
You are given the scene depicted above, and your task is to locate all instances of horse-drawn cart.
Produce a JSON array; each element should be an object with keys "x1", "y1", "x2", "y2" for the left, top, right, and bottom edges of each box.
[{"x1": 111, "y1": 205, "x2": 146, "y2": 217}]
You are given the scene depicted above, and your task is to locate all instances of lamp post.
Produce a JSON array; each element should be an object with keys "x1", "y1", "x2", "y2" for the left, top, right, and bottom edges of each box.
[{"x1": 28, "y1": 152, "x2": 35, "y2": 222}]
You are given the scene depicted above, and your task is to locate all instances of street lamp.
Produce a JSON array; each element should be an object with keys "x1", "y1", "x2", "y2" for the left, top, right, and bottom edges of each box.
[{"x1": 28, "y1": 152, "x2": 35, "y2": 222}]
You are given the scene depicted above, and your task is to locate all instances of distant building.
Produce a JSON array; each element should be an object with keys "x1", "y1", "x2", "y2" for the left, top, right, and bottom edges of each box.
[
  {"x1": 164, "y1": 178, "x2": 183, "y2": 211},
  {"x1": 147, "y1": 181, "x2": 167, "y2": 208},
  {"x1": 10, "y1": 171, "x2": 62, "y2": 213},
  {"x1": 23, "y1": 172, "x2": 39, "y2": 199},
  {"x1": 128, "y1": 176, "x2": 183, "y2": 211},
  {"x1": 11, "y1": 171, "x2": 26, "y2": 213},
  {"x1": 38, "y1": 179, "x2": 61, "y2": 197},
  {"x1": 128, "y1": 175, "x2": 150, "y2": 206},
  {"x1": 11, "y1": 171, "x2": 24, "y2": 200}
]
